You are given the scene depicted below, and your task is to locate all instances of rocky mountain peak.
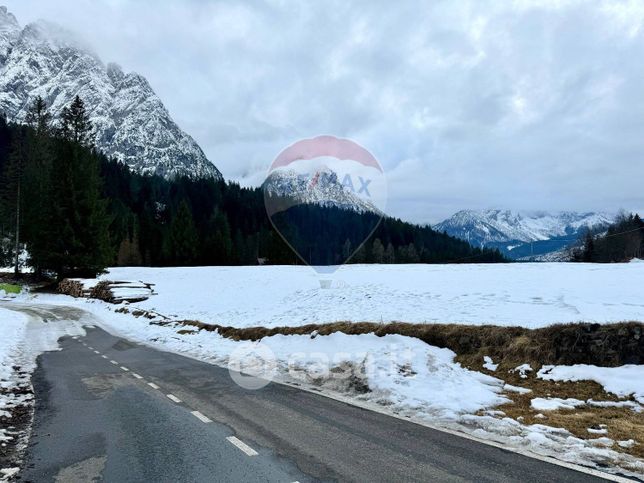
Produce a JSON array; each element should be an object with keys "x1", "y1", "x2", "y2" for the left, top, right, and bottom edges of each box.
[
  {"x1": 435, "y1": 209, "x2": 615, "y2": 260},
  {"x1": 0, "y1": 6, "x2": 222, "y2": 181}
]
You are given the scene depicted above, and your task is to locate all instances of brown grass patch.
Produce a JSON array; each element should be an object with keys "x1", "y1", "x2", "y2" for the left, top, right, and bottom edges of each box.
[
  {"x1": 479, "y1": 370, "x2": 644, "y2": 460},
  {"x1": 163, "y1": 319, "x2": 643, "y2": 367}
]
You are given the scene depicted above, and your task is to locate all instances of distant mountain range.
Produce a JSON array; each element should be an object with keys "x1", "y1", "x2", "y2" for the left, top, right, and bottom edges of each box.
[
  {"x1": 434, "y1": 209, "x2": 614, "y2": 260},
  {"x1": 0, "y1": 6, "x2": 221, "y2": 180}
]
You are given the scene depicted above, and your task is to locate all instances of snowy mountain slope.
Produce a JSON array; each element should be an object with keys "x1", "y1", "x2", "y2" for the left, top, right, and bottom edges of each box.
[
  {"x1": 435, "y1": 209, "x2": 614, "y2": 259},
  {"x1": 263, "y1": 169, "x2": 380, "y2": 215},
  {"x1": 0, "y1": 6, "x2": 221, "y2": 180}
]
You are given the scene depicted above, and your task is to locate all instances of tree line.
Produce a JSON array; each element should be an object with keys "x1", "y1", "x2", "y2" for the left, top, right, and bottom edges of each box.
[
  {"x1": 0, "y1": 97, "x2": 505, "y2": 278},
  {"x1": 0, "y1": 97, "x2": 111, "y2": 278},
  {"x1": 572, "y1": 213, "x2": 644, "y2": 262}
]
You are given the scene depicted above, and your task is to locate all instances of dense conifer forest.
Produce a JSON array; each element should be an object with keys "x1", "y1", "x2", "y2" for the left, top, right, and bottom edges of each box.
[
  {"x1": 0, "y1": 97, "x2": 505, "y2": 278},
  {"x1": 572, "y1": 213, "x2": 644, "y2": 263}
]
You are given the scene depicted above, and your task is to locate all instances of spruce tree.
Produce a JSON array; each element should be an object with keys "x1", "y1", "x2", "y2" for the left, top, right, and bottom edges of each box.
[
  {"x1": 0, "y1": 128, "x2": 27, "y2": 276},
  {"x1": 341, "y1": 238, "x2": 352, "y2": 261},
  {"x1": 202, "y1": 209, "x2": 232, "y2": 264},
  {"x1": 60, "y1": 96, "x2": 94, "y2": 146},
  {"x1": 384, "y1": 242, "x2": 395, "y2": 263},
  {"x1": 168, "y1": 200, "x2": 198, "y2": 264},
  {"x1": 25, "y1": 97, "x2": 51, "y2": 135},
  {"x1": 46, "y1": 97, "x2": 112, "y2": 277},
  {"x1": 371, "y1": 238, "x2": 385, "y2": 263},
  {"x1": 22, "y1": 97, "x2": 54, "y2": 275}
]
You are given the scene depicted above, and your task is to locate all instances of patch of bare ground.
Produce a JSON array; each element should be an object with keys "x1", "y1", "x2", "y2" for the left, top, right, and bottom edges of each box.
[{"x1": 471, "y1": 363, "x2": 644, "y2": 460}]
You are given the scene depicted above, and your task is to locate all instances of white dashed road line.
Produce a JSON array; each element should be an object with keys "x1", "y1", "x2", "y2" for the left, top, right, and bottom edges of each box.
[
  {"x1": 226, "y1": 436, "x2": 258, "y2": 456},
  {"x1": 191, "y1": 411, "x2": 212, "y2": 423},
  {"x1": 82, "y1": 344, "x2": 261, "y2": 459}
]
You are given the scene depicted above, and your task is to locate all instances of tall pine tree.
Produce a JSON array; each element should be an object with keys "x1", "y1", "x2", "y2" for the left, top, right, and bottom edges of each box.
[
  {"x1": 45, "y1": 96, "x2": 112, "y2": 277},
  {"x1": 22, "y1": 97, "x2": 54, "y2": 276},
  {"x1": 166, "y1": 200, "x2": 198, "y2": 265}
]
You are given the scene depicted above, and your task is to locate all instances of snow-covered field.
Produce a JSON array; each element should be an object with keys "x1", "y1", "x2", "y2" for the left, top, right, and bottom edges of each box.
[{"x1": 92, "y1": 262, "x2": 644, "y2": 328}]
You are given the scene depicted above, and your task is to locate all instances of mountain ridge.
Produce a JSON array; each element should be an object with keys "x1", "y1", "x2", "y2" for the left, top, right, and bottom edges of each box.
[
  {"x1": 0, "y1": 6, "x2": 222, "y2": 180},
  {"x1": 434, "y1": 209, "x2": 614, "y2": 260}
]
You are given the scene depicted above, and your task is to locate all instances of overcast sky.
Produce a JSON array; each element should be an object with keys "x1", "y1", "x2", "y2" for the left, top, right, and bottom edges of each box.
[{"x1": 5, "y1": 0, "x2": 644, "y2": 223}]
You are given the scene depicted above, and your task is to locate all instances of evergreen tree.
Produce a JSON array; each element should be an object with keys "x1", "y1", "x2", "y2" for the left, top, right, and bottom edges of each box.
[
  {"x1": 22, "y1": 98, "x2": 53, "y2": 275},
  {"x1": 45, "y1": 97, "x2": 112, "y2": 277},
  {"x1": 60, "y1": 96, "x2": 93, "y2": 146},
  {"x1": 167, "y1": 200, "x2": 198, "y2": 264},
  {"x1": 116, "y1": 222, "x2": 143, "y2": 266},
  {"x1": 0, "y1": 128, "x2": 27, "y2": 276},
  {"x1": 25, "y1": 96, "x2": 51, "y2": 135},
  {"x1": 203, "y1": 209, "x2": 232, "y2": 264},
  {"x1": 351, "y1": 243, "x2": 367, "y2": 263},
  {"x1": 341, "y1": 238, "x2": 352, "y2": 262},
  {"x1": 371, "y1": 238, "x2": 385, "y2": 263},
  {"x1": 581, "y1": 231, "x2": 595, "y2": 263},
  {"x1": 384, "y1": 242, "x2": 395, "y2": 263}
]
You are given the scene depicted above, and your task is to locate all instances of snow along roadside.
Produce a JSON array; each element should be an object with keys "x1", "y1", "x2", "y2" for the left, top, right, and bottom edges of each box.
[{"x1": 0, "y1": 302, "x2": 84, "y2": 481}]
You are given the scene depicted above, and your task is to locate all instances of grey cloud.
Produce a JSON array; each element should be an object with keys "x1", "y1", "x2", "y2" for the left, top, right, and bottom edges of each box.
[{"x1": 4, "y1": 0, "x2": 644, "y2": 223}]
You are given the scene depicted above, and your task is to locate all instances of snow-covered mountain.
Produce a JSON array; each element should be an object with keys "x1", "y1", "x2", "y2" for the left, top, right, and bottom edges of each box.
[
  {"x1": 435, "y1": 209, "x2": 614, "y2": 260},
  {"x1": 263, "y1": 169, "x2": 379, "y2": 216},
  {"x1": 0, "y1": 6, "x2": 221, "y2": 180}
]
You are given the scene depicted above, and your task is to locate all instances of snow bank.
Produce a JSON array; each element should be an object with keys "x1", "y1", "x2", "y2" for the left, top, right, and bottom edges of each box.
[
  {"x1": 0, "y1": 308, "x2": 29, "y2": 387},
  {"x1": 81, "y1": 262, "x2": 644, "y2": 328},
  {"x1": 538, "y1": 365, "x2": 644, "y2": 404},
  {"x1": 530, "y1": 397, "x2": 585, "y2": 411},
  {"x1": 260, "y1": 333, "x2": 508, "y2": 418}
]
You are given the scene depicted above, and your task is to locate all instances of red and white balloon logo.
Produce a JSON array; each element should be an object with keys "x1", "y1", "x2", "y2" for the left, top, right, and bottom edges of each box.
[{"x1": 263, "y1": 135, "x2": 387, "y2": 280}]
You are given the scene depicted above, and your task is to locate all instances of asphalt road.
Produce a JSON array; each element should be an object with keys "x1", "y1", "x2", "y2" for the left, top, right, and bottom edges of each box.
[{"x1": 16, "y1": 305, "x2": 610, "y2": 483}]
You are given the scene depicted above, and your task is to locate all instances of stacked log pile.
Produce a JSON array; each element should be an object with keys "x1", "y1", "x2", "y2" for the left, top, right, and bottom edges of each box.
[
  {"x1": 58, "y1": 279, "x2": 155, "y2": 304},
  {"x1": 89, "y1": 281, "x2": 116, "y2": 301},
  {"x1": 57, "y1": 279, "x2": 88, "y2": 298}
]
